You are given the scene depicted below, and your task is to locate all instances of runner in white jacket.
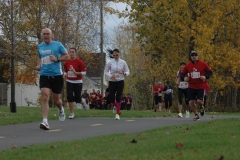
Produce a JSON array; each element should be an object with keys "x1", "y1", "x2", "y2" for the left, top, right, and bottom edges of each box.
[{"x1": 104, "y1": 49, "x2": 130, "y2": 120}]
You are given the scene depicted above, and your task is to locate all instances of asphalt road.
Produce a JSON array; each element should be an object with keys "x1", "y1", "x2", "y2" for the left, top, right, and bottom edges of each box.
[{"x1": 0, "y1": 114, "x2": 239, "y2": 151}]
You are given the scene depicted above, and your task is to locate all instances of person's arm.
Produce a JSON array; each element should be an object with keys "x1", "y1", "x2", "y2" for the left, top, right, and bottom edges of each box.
[
  {"x1": 57, "y1": 52, "x2": 69, "y2": 62},
  {"x1": 73, "y1": 60, "x2": 86, "y2": 76},
  {"x1": 36, "y1": 56, "x2": 41, "y2": 71},
  {"x1": 123, "y1": 61, "x2": 130, "y2": 76},
  {"x1": 104, "y1": 62, "x2": 112, "y2": 78}
]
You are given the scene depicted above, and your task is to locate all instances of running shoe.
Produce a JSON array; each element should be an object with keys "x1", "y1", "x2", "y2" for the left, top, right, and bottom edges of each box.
[
  {"x1": 193, "y1": 114, "x2": 200, "y2": 121},
  {"x1": 39, "y1": 122, "x2": 50, "y2": 130},
  {"x1": 59, "y1": 108, "x2": 66, "y2": 122},
  {"x1": 200, "y1": 106, "x2": 205, "y2": 116},
  {"x1": 178, "y1": 113, "x2": 183, "y2": 118},
  {"x1": 115, "y1": 114, "x2": 120, "y2": 120},
  {"x1": 68, "y1": 114, "x2": 75, "y2": 119},
  {"x1": 185, "y1": 111, "x2": 190, "y2": 119}
]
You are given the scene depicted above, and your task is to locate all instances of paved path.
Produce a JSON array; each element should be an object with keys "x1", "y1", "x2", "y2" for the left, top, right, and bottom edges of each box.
[{"x1": 0, "y1": 114, "x2": 239, "y2": 151}]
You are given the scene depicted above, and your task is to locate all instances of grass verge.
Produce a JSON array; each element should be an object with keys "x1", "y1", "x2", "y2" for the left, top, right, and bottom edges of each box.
[{"x1": 0, "y1": 118, "x2": 239, "y2": 160}]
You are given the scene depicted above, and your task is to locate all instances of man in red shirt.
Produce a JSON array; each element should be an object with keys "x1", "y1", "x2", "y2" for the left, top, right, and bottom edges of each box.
[
  {"x1": 153, "y1": 81, "x2": 164, "y2": 112},
  {"x1": 181, "y1": 51, "x2": 212, "y2": 121},
  {"x1": 125, "y1": 94, "x2": 132, "y2": 110},
  {"x1": 96, "y1": 90, "x2": 103, "y2": 109},
  {"x1": 89, "y1": 89, "x2": 97, "y2": 109}
]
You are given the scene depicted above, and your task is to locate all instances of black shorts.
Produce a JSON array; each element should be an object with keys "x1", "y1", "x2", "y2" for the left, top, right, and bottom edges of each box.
[
  {"x1": 187, "y1": 88, "x2": 204, "y2": 101},
  {"x1": 66, "y1": 82, "x2": 82, "y2": 103},
  {"x1": 39, "y1": 75, "x2": 63, "y2": 94},
  {"x1": 154, "y1": 96, "x2": 162, "y2": 105}
]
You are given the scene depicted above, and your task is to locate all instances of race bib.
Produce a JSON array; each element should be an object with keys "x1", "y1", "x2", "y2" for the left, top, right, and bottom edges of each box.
[
  {"x1": 191, "y1": 71, "x2": 200, "y2": 79},
  {"x1": 92, "y1": 95, "x2": 96, "y2": 98},
  {"x1": 41, "y1": 56, "x2": 53, "y2": 65},
  {"x1": 166, "y1": 89, "x2": 172, "y2": 94},
  {"x1": 158, "y1": 92, "x2": 162, "y2": 96},
  {"x1": 115, "y1": 74, "x2": 120, "y2": 79},
  {"x1": 179, "y1": 82, "x2": 188, "y2": 87},
  {"x1": 67, "y1": 71, "x2": 77, "y2": 77}
]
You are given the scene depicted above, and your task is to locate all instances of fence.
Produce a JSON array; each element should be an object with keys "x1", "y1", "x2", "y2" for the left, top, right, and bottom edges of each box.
[{"x1": 0, "y1": 83, "x2": 7, "y2": 106}]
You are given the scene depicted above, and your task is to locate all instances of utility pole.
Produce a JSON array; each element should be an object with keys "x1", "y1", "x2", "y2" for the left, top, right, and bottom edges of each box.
[
  {"x1": 100, "y1": 0, "x2": 104, "y2": 95},
  {"x1": 61, "y1": 0, "x2": 67, "y2": 107},
  {"x1": 10, "y1": 0, "x2": 16, "y2": 112}
]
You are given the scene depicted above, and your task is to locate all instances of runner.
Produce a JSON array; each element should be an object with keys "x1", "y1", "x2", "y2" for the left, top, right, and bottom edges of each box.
[
  {"x1": 163, "y1": 81, "x2": 173, "y2": 113},
  {"x1": 36, "y1": 28, "x2": 69, "y2": 130},
  {"x1": 176, "y1": 62, "x2": 190, "y2": 118},
  {"x1": 181, "y1": 51, "x2": 212, "y2": 121},
  {"x1": 153, "y1": 81, "x2": 164, "y2": 112},
  {"x1": 105, "y1": 48, "x2": 130, "y2": 120},
  {"x1": 63, "y1": 47, "x2": 86, "y2": 119}
]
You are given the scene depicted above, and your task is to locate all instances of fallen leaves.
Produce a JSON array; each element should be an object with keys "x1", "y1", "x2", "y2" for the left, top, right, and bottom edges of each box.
[
  {"x1": 175, "y1": 143, "x2": 184, "y2": 149},
  {"x1": 130, "y1": 139, "x2": 137, "y2": 143},
  {"x1": 50, "y1": 145, "x2": 56, "y2": 148},
  {"x1": 73, "y1": 144, "x2": 79, "y2": 148},
  {"x1": 230, "y1": 133, "x2": 236, "y2": 138},
  {"x1": 218, "y1": 155, "x2": 224, "y2": 160},
  {"x1": 12, "y1": 144, "x2": 18, "y2": 149}
]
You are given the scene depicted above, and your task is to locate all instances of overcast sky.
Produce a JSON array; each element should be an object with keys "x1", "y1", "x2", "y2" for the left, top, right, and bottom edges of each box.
[{"x1": 104, "y1": 2, "x2": 129, "y2": 40}]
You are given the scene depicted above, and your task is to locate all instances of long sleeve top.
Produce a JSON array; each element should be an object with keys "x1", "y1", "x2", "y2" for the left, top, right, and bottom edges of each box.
[{"x1": 104, "y1": 58, "x2": 130, "y2": 82}]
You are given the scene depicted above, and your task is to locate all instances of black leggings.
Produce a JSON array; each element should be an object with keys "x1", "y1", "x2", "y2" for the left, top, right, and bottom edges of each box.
[
  {"x1": 178, "y1": 88, "x2": 189, "y2": 105},
  {"x1": 109, "y1": 80, "x2": 124, "y2": 103},
  {"x1": 164, "y1": 97, "x2": 172, "y2": 109}
]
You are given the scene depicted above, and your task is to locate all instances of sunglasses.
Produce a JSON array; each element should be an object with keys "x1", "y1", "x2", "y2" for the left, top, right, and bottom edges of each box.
[{"x1": 191, "y1": 54, "x2": 198, "y2": 57}]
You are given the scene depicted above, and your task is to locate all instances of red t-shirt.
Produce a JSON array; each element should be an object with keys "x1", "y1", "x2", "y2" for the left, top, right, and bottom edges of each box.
[
  {"x1": 96, "y1": 93, "x2": 103, "y2": 104},
  {"x1": 64, "y1": 58, "x2": 86, "y2": 81},
  {"x1": 153, "y1": 85, "x2": 164, "y2": 96},
  {"x1": 125, "y1": 97, "x2": 132, "y2": 105},
  {"x1": 181, "y1": 60, "x2": 211, "y2": 89},
  {"x1": 90, "y1": 92, "x2": 98, "y2": 102}
]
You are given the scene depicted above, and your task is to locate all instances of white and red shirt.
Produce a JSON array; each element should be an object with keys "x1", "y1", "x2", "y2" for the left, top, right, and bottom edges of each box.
[
  {"x1": 64, "y1": 58, "x2": 86, "y2": 83},
  {"x1": 181, "y1": 60, "x2": 211, "y2": 89}
]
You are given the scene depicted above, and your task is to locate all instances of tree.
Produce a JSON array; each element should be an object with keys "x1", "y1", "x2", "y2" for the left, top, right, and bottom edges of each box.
[{"x1": 109, "y1": 0, "x2": 240, "y2": 111}]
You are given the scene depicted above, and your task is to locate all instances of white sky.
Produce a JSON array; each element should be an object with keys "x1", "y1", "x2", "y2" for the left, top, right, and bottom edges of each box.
[{"x1": 104, "y1": 2, "x2": 129, "y2": 38}]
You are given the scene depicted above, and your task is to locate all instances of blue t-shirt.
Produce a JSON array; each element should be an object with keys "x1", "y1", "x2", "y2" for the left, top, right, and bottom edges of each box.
[
  {"x1": 163, "y1": 85, "x2": 173, "y2": 98},
  {"x1": 38, "y1": 41, "x2": 67, "y2": 76}
]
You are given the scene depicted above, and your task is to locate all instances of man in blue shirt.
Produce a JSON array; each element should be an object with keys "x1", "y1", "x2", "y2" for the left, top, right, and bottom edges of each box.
[{"x1": 36, "y1": 28, "x2": 69, "y2": 130}]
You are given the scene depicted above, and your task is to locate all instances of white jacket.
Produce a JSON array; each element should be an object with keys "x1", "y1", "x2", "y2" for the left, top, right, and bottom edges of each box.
[{"x1": 105, "y1": 58, "x2": 130, "y2": 82}]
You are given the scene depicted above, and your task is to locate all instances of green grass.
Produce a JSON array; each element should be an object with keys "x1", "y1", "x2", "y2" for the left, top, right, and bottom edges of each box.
[
  {"x1": 0, "y1": 106, "x2": 177, "y2": 126},
  {"x1": 1, "y1": 106, "x2": 239, "y2": 126},
  {"x1": 0, "y1": 106, "x2": 240, "y2": 160},
  {"x1": 0, "y1": 118, "x2": 239, "y2": 160}
]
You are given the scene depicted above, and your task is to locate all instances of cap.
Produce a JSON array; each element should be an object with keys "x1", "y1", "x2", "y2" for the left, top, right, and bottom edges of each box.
[
  {"x1": 190, "y1": 51, "x2": 198, "y2": 56},
  {"x1": 180, "y1": 62, "x2": 186, "y2": 66}
]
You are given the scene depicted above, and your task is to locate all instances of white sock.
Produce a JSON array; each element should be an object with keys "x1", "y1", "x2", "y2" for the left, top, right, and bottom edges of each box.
[
  {"x1": 43, "y1": 118, "x2": 48, "y2": 124},
  {"x1": 59, "y1": 107, "x2": 64, "y2": 112}
]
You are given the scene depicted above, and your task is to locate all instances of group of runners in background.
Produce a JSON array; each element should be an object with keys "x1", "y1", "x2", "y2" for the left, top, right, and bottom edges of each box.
[{"x1": 153, "y1": 51, "x2": 212, "y2": 121}]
